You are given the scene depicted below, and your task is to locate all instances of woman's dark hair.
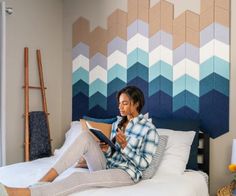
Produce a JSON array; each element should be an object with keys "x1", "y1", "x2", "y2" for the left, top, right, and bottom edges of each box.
[{"x1": 116, "y1": 86, "x2": 145, "y2": 130}]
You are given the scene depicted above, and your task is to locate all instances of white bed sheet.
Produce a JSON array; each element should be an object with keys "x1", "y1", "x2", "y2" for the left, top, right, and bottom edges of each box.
[{"x1": 0, "y1": 156, "x2": 209, "y2": 196}]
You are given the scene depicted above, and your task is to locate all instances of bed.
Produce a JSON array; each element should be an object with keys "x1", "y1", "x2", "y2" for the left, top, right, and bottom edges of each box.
[{"x1": 0, "y1": 118, "x2": 210, "y2": 196}]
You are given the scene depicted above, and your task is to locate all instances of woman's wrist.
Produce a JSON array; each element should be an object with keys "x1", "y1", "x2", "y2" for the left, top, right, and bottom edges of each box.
[{"x1": 120, "y1": 141, "x2": 127, "y2": 149}]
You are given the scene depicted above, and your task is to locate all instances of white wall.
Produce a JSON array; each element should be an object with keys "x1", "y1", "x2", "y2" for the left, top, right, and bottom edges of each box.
[{"x1": 4, "y1": 0, "x2": 64, "y2": 164}]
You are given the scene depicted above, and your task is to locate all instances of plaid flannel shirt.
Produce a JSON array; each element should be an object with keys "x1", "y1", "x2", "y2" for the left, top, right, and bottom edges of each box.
[{"x1": 105, "y1": 114, "x2": 159, "y2": 182}]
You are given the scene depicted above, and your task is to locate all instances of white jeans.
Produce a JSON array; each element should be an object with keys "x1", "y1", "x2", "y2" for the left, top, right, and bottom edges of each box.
[{"x1": 30, "y1": 131, "x2": 134, "y2": 196}]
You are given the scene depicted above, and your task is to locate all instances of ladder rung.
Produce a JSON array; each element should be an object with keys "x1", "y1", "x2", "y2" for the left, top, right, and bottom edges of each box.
[
  {"x1": 22, "y1": 112, "x2": 50, "y2": 117},
  {"x1": 22, "y1": 86, "x2": 47, "y2": 89}
]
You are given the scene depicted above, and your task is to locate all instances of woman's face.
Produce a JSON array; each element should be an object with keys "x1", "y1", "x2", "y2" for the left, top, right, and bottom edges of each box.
[{"x1": 118, "y1": 93, "x2": 138, "y2": 117}]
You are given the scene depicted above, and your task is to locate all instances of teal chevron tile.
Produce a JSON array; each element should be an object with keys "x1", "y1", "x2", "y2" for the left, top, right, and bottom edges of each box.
[
  {"x1": 72, "y1": 80, "x2": 89, "y2": 97},
  {"x1": 160, "y1": 78, "x2": 172, "y2": 97},
  {"x1": 200, "y1": 57, "x2": 214, "y2": 80},
  {"x1": 186, "y1": 76, "x2": 199, "y2": 97},
  {"x1": 72, "y1": 67, "x2": 89, "y2": 85},
  {"x1": 186, "y1": 91, "x2": 199, "y2": 112},
  {"x1": 89, "y1": 92, "x2": 107, "y2": 110},
  {"x1": 214, "y1": 56, "x2": 229, "y2": 80},
  {"x1": 138, "y1": 49, "x2": 148, "y2": 67},
  {"x1": 215, "y1": 74, "x2": 229, "y2": 96},
  {"x1": 200, "y1": 74, "x2": 214, "y2": 96},
  {"x1": 127, "y1": 63, "x2": 148, "y2": 82},
  {"x1": 89, "y1": 79, "x2": 107, "y2": 97},
  {"x1": 173, "y1": 92, "x2": 185, "y2": 112},
  {"x1": 108, "y1": 78, "x2": 126, "y2": 96},
  {"x1": 108, "y1": 64, "x2": 127, "y2": 83},
  {"x1": 127, "y1": 49, "x2": 138, "y2": 68},
  {"x1": 161, "y1": 61, "x2": 173, "y2": 81},
  {"x1": 173, "y1": 76, "x2": 185, "y2": 97},
  {"x1": 149, "y1": 61, "x2": 161, "y2": 82},
  {"x1": 149, "y1": 77, "x2": 161, "y2": 96}
]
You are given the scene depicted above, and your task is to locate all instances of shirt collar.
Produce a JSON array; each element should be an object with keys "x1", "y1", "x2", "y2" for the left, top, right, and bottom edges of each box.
[{"x1": 117, "y1": 114, "x2": 143, "y2": 125}]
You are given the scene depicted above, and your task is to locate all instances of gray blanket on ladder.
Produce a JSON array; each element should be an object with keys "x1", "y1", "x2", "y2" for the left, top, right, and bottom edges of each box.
[{"x1": 29, "y1": 111, "x2": 51, "y2": 160}]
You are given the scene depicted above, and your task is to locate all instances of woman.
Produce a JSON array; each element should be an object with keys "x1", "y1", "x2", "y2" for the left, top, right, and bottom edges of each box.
[{"x1": 0, "y1": 86, "x2": 159, "y2": 196}]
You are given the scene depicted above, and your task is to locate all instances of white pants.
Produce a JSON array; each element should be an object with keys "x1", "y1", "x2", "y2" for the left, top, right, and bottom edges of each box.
[{"x1": 30, "y1": 131, "x2": 134, "y2": 196}]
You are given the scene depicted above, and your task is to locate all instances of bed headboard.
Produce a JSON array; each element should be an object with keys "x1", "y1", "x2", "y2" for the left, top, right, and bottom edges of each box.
[{"x1": 198, "y1": 132, "x2": 210, "y2": 175}]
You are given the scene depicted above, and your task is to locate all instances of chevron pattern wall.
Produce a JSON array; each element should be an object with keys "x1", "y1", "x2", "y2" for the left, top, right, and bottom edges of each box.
[{"x1": 72, "y1": 0, "x2": 230, "y2": 138}]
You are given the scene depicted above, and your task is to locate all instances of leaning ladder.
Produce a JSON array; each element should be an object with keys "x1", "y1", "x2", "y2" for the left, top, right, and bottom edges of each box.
[{"x1": 24, "y1": 47, "x2": 52, "y2": 161}]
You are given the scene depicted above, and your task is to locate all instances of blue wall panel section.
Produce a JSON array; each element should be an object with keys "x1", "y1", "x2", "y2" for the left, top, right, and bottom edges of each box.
[
  {"x1": 160, "y1": 77, "x2": 173, "y2": 97},
  {"x1": 149, "y1": 76, "x2": 161, "y2": 97},
  {"x1": 148, "y1": 91, "x2": 172, "y2": 118},
  {"x1": 200, "y1": 90, "x2": 229, "y2": 138},
  {"x1": 107, "y1": 78, "x2": 126, "y2": 97},
  {"x1": 173, "y1": 106, "x2": 199, "y2": 120},
  {"x1": 89, "y1": 92, "x2": 107, "y2": 110},
  {"x1": 107, "y1": 92, "x2": 120, "y2": 117},
  {"x1": 72, "y1": 92, "x2": 88, "y2": 121},
  {"x1": 127, "y1": 62, "x2": 148, "y2": 83},
  {"x1": 72, "y1": 80, "x2": 89, "y2": 97},
  {"x1": 87, "y1": 105, "x2": 108, "y2": 119}
]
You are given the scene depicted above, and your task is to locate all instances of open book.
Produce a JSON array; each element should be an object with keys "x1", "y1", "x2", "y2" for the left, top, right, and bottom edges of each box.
[{"x1": 85, "y1": 121, "x2": 117, "y2": 151}]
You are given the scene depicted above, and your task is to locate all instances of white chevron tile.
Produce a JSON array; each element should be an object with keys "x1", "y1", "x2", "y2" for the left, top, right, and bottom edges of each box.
[
  {"x1": 127, "y1": 35, "x2": 138, "y2": 54},
  {"x1": 149, "y1": 46, "x2": 161, "y2": 67},
  {"x1": 149, "y1": 46, "x2": 172, "y2": 67},
  {"x1": 161, "y1": 46, "x2": 173, "y2": 66},
  {"x1": 200, "y1": 40, "x2": 214, "y2": 64},
  {"x1": 127, "y1": 34, "x2": 148, "y2": 53},
  {"x1": 186, "y1": 59, "x2": 199, "y2": 81},
  {"x1": 72, "y1": 55, "x2": 89, "y2": 73},
  {"x1": 173, "y1": 59, "x2": 185, "y2": 81},
  {"x1": 173, "y1": 59, "x2": 200, "y2": 81},
  {"x1": 215, "y1": 40, "x2": 229, "y2": 62},
  {"x1": 89, "y1": 66, "x2": 107, "y2": 84},
  {"x1": 107, "y1": 51, "x2": 127, "y2": 70},
  {"x1": 138, "y1": 35, "x2": 149, "y2": 53}
]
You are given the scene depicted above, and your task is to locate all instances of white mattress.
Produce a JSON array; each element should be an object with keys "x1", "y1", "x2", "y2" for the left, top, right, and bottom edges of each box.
[{"x1": 0, "y1": 155, "x2": 209, "y2": 196}]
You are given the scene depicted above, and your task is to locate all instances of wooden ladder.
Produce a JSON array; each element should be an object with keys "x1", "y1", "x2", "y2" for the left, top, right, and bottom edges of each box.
[{"x1": 24, "y1": 47, "x2": 51, "y2": 161}]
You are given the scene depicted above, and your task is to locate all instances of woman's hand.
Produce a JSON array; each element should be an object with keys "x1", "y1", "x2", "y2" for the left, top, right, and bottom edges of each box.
[
  {"x1": 99, "y1": 142, "x2": 109, "y2": 152},
  {"x1": 116, "y1": 128, "x2": 127, "y2": 149}
]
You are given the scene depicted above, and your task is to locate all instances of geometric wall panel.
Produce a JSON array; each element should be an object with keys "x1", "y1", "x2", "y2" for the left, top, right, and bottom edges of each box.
[{"x1": 72, "y1": 0, "x2": 230, "y2": 138}]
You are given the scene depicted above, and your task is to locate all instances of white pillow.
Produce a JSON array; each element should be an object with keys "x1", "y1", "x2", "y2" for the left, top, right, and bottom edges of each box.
[{"x1": 154, "y1": 128, "x2": 195, "y2": 176}]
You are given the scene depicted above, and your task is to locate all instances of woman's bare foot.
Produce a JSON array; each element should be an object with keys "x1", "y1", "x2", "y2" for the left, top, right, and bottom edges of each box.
[
  {"x1": 39, "y1": 168, "x2": 58, "y2": 182},
  {"x1": 2, "y1": 185, "x2": 30, "y2": 196}
]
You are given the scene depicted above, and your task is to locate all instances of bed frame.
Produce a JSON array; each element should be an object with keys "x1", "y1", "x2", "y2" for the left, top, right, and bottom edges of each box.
[{"x1": 197, "y1": 132, "x2": 210, "y2": 175}]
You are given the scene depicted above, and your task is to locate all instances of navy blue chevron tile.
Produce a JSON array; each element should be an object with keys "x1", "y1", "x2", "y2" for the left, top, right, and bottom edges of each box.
[
  {"x1": 107, "y1": 78, "x2": 126, "y2": 97},
  {"x1": 200, "y1": 73, "x2": 229, "y2": 97},
  {"x1": 200, "y1": 74, "x2": 214, "y2": 97},
  {"x1": 87, "y1": 105, "x2": 109, "y2": 118},
  {"x1": 149, "y1": 77, "x2": 161, "y2": 97},
  {"x1": 214, "y1": 73, "x2": 229, "y2": 96},
  {"x1": 107, "y1": 92, "x2": 120, "y2": 117},
  {"x1": 89, "y1": 92, "x2": 107, "y2": 110},
  {"x1": 128, "y1": 77, "x2": 149, "y2": 114},
  {"x1": 148, "y1": 91, "x2": 172, "y2": 118},
  {"x1": 160, "y1": 76, "x2": 172, "y2": 97},
  {"x1": 173, "y1": 91, "x2": 199, "y2": 113},
  {"x1": 72, "y1": 92, "x2": 88, "y2": 121},
  {"x1": 200, "y1": 90, "x2": 229, "y2": 138},
  {"x1": 72, "y1": 80, "x2": 89, "y2": 97},
  {"x1": 127, "y1": 62, "x2": 148, "y2": 83},
  {"x1": 173, "y1": 106, "x2": 199, "y2": 120}
]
